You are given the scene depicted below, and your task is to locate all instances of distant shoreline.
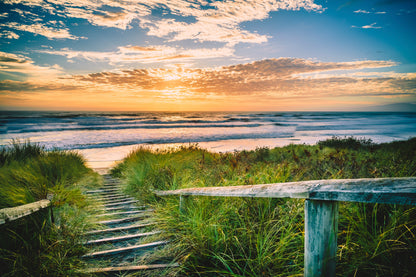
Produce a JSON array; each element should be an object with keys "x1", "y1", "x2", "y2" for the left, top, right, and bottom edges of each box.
[{"x1": 2, "y1": 111, "x2": 415, "y2": 168}]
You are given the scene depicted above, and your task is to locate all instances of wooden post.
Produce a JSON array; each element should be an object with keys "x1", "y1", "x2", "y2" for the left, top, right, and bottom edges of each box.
[
  {"x1": 47, "y1": 193, "x2": 54, "y2": 224},
  {"x1": 304, "y1": 199, "x2": 339, "y2": 277},
  {"x1": 179, "y1": 195, "x2": 189, "y2": 213}
]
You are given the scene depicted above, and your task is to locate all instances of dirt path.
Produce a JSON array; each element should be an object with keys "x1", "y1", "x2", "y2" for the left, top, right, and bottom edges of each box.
[{"x1": 81, "y1": 174, "x2": 178, "y2": 276}]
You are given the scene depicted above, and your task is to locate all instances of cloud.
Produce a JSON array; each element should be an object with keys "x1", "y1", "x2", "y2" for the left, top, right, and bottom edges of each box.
[
  {"x1": 0, "y1": 51, "x2": 65, "y2": 82},
  {"x1": 352, "y1": 22, "x2": 382, "y2": 29},
  {"x1": 67, "y1": 58, "x2": 408, "y2": 98},
  {"x1": 361, "y1": 22, "x2": 382, "y2": 29},
  {"x1": 1, "y1": 57, "x2": 414, "y2": 110},
  {"x1": 2, "y1": 0, "x2": 323, "y2": 45},
  {"x1": 1, "y1": 22, "x2": 80, "y2": 39},
  {"x1": 354, "y1": 9, "x2": 371, "y2": 14},
  {"x1": 0, "y1": 79, "x2": 80, "y2": 92},
  {"x1": 41, "y1": 45, "x2": 235, "y2": 64},
  {"x1": 353, "y1": 9, "x2": 387, "y2": 14},
  {"x1": 138, "y1": 0, "x2": 323, "y2": 45},
  {"x1": 0, "y1": 30, "x2": 19, "y2": 39}
]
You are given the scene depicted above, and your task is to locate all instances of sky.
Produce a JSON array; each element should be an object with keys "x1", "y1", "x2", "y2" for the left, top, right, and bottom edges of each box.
[{"x1": 0, "y1": 0, "x2": 415, "y2": 112}]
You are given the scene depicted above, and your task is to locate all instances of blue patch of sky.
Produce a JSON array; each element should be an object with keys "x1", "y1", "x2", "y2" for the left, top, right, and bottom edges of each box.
[
  {"x1": 151, "y1": 4, "x2": 197, "y2": 24},
  {"x1": 236, "y1": 0, "x2": 415, "y2": 72},
  {"x1": 1, "y1": 0, "x2": 415, "y2": 74}
]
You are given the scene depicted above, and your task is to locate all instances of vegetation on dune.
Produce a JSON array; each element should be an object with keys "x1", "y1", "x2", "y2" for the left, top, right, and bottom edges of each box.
[
  {"x1": 113, "y1": 137, "x2": 416, "y2": 276},
  {"x1": 0, "y1": 140, "x2": 101, "y2": 276}
]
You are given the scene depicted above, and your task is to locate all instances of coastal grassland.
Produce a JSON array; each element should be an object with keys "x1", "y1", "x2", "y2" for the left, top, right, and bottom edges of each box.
[
  {"x1": 0, "y1": 140, "x2": 102, "y2": 276},
  {"x1": 113, "y1": 137, "x2": 416, "y2": 276}
]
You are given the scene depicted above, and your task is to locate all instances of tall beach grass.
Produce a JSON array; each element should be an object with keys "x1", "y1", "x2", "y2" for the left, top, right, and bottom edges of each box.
[
  {"x1": 113, "y1": 137, "x2": 416, "y2": 276},
  {"x1": 0, "y1": 140, "x2": 101, "y2": 276}
]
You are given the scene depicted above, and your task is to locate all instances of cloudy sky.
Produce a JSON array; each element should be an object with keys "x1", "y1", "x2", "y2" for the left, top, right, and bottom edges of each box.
[{"x1": 0, "y1": 0, "x2": 415, "y2": 111}]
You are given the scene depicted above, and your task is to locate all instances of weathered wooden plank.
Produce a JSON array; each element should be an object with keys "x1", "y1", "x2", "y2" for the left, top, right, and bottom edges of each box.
[
  {"x1": 0, "y1": 199, "x2": 51, "y2": 224},
  {"x1": 82, "y1": 240, "x2": 168, "y2": 258},
  {"x1": 156, "y1": 177, "x2": 416, "y2": 205},
  {"x1": 85, "y1": 188, "x2": 120, "y2": 194},
  {"x1": 104, "y1": 205, "x2": 146, "y2": 212},
  {"x1": 308, "y1": 178, "x2": 416, "y2": 205},
  {"x1": 101, "y1": 197, "x2": 135, "y2": 204},
  {"x1": 304, "y1": 200, "x2": 338, "y2": 277},
  {"x1": 85, "y1": 222, "x2": 155, "y2": 235},
  {"x1": 92, "y1": 194, "x2": 126, "y2": 201},
  {"x1": 83, "y1": 263, "x2": 179, "y2": 273},
  {"x1": 157, "y1": 181, "x2": 311, "y2": 198},
  {"x1": 104, "y1": 200, "x2": 138, "y2": 207},
  {"x1": 96, "y1": 213, "x2": 151, "y2": 225},
  {"x1": 102, "y1": 183, "x2": 119, "y2": 186},
  {"x1": 98, "y1": 186, "x2": 119, "y2": 190},
  {"x1": 84, "y1": 230, "x2": 161, "y2": 245},
  {"x1": 96, "y1": 210, "x2": 150, "y2": 217}
]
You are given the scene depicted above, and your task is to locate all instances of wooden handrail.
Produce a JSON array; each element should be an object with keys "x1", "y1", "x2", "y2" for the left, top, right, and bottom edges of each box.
[
  {"x1": 156, "y1": 177, "x2": 416, "y2": 205},
  {"x1": 155, "y1": 177, "x2": 416, "y2": 277},
  {"x1": 0, "y1": 199, "x2": 51, "y2": 225}
]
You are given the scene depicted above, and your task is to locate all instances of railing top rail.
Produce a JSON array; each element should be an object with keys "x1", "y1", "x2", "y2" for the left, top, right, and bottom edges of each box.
[
  {"x1": 0, "y1": 199, "x2": 51, "y2": 225},
  {"x1": 155, "y1": 177, "x2": 416, "y2": 205}
]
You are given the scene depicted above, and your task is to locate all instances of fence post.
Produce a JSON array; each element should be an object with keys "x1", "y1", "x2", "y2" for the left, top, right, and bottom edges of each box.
[
  {"x1": 47, "y1": 193, "x2": 54, "y2": 224},
  {"x1": 304, "y1": 199, "x2": 339, "y2": 277},
  {"x1": 179, "y1": 195, "x2": 189, "y2": 213}
]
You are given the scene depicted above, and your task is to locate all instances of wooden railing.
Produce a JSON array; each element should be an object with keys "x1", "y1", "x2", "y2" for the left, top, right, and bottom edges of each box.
[
  {"x1": 0, "y1": 199, "x2": 51, "y2": 225},
  {"x1": 156, "y1": 177, "x2": 416, "y2": 277}
]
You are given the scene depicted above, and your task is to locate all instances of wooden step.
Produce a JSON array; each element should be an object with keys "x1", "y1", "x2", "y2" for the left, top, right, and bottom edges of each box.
[
  {"x1": 97, "y1": 193, "x2": 127, "y2": 198},
  {"x1": 104, "y1": 200, "x2": 138, "y2": 207},
  {"x1": 84, "y1": 231, "x2": 161, "y2": 245},
  {"x1": 102, "y1": 182, "x2": 119, "y2": 185},
  {"x1": 97, "y1": 210, "x2": 151, "y2": 217},
  {"x1": 85, "y1": 222, "x2": 155, "y2": 235},
  {"x1": 104, "y1": 205, "x2": 146, "y2": 212},
  {"x1": 102, "y1": 183, "x2": 119, "y2": 186},
  {"x1": 104, "y1": 178, "x2": 121, "y2": 184},
  {"x1": 94, "y1": 193, "x2": 127, "y2": 201},
  {"x1": 96, "y1": 214, "x2": 150, "y2": 225},
  {"x1": 86, "y1": 188, "x2": 120, "y2": 194},
  {"x1": 99, "y1": 186, "x2": 119, "y2": 190},
  {"x1": 91, "y1": 191, "x2": 122, "y2": 197},
  {"x1": 84, "y1": 263, "x2": 179, "y2": 273},
  {"x1": 82, "y1": 240, "x2": 169, "y2": 258},
  {"x1": 101, "y1": 197, "x2": 135, "y2": 204}
]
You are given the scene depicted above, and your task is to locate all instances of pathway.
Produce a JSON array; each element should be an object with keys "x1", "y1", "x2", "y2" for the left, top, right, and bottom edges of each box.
[{"x1": 81, "y1": 173, "x2": 178, "y2": 275}]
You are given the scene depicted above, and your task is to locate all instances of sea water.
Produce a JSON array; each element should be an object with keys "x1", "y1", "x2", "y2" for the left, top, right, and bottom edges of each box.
[{"x1": 1, "y1": 111, "x2": 415, "y2": 168}]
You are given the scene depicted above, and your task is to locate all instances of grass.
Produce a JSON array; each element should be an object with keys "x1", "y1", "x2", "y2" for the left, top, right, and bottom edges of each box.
[
  {"x1": 0, "y1": 140, "x2": 102, "y2": 276},
  {"x1": 113, "y1": 137, "x2": 416, "y2": 276}
]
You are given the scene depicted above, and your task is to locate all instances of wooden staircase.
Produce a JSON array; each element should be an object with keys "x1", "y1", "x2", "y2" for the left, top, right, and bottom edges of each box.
[{"x1": 82, "y1": 174, "x2": 178, "y2": 275}]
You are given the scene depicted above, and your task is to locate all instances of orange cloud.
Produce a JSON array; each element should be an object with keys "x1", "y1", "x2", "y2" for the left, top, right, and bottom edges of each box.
[
  {"x1": 1, "y1": 57, "x2": 415, "y2": 111},
  {"x1": 41, "y1": 45, "x2": 235, "y2": 64},
  {"x1": 66, "y1": 58, "x2": 411, "y2": 98}
]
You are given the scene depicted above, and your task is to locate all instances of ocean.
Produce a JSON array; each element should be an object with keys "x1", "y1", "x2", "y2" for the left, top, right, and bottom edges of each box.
[{"x1": 1, "y1": 111, "x2": 415, "y2": 168}]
